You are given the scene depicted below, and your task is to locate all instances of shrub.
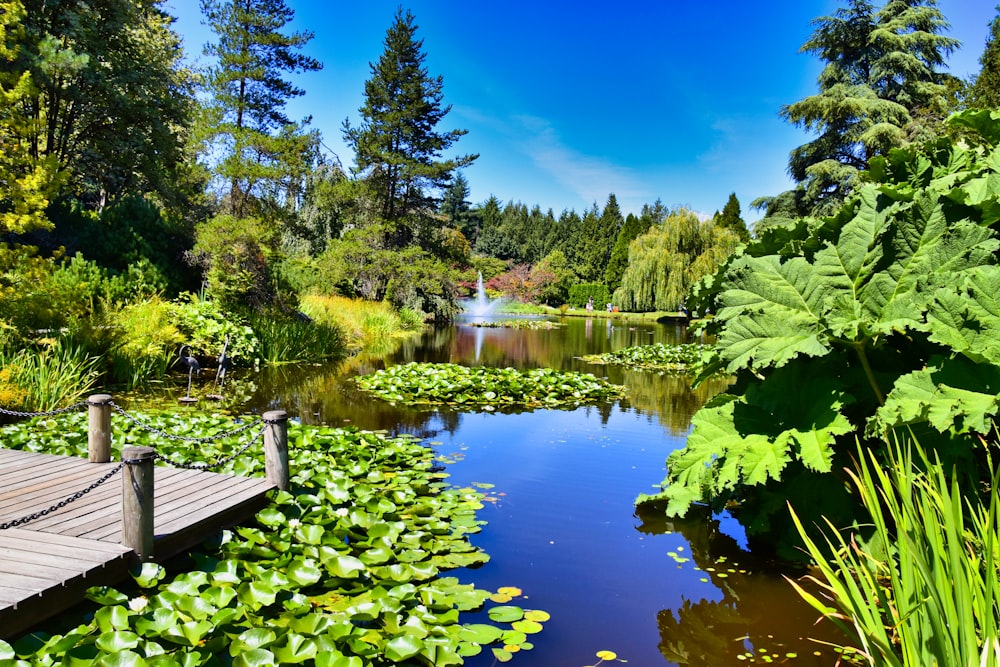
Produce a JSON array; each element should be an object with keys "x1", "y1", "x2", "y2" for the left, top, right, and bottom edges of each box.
[
  {"x1": 167, "y1": 295, "x2": 260, "y2": 368},
  {"x1": 100, "y1": 297, "x2": 184, "y2": 389}
]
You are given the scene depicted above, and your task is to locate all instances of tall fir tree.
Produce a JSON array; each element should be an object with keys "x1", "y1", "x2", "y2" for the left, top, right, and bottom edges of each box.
[
  {"x1": 761, "y1": 0, "x2": 958, "y2": 221},
  {"x1": 344, "y1": 8, "x2": 476, "y2": 249},
  {"x1": 439, "y1": 171, "x2": 478, "y2": 242},
  {"x1": 968, "y1": 6, "x2": 1000, "y2": 110},
  {"x1": 605, "y1": 213, "x2": 642, "y2": 293},
  {"x1": 200, "y1": 0, "x2": 321, "y2": 218},
  {"x1": 712, "y1": 193, "x2": 749, "y2": 241}
]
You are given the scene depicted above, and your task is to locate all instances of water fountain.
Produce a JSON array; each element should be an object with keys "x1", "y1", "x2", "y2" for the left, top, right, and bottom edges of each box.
[{"x1": 463, "y1": 272, "x2": 503, "y2": 316}]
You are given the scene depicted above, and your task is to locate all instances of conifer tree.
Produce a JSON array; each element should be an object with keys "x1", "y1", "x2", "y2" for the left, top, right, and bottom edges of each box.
[
  {"x1": 712, "y1": 193, "x2": 749, "y2": 241},
  {"x1": 605, "y1": 213, "x2": 643, "y2": 293},
  {"x1": 764, "y1": 0, "x2": 958, "y2": 220},
  {"x1": 969, "y1": 6, "x2": 1000, "y2": 110},
  {"x1": 200, "y1": 0, "x2": 321, "y2": 218},
  {"x1": 344, "y1": 8, "x2": 476, "y2": 248},
  {"x1": 440, "y1": 171, "x2": 478, "y2": 242}
]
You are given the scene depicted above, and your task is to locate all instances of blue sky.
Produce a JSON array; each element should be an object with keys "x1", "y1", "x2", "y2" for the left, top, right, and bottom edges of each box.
[{"x1": 165, "y1": 1, "x2": 995, "y2": 223}]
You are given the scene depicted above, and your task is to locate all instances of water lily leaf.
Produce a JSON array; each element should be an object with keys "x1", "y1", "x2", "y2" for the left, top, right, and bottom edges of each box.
[
  {"x1": 523, "y1": 610, "x2": 550, "y2": 622},
  {"x1": 255, "y1": 507, "x2": 286, "y2": 528},
  {"x1": 596, "y1": 650, "x2": 619, "y2": 660},
  {"x1": 328, "y1": 554, "x2": 366, "y2": 579},
  {"x1": 132, "y1": 562, "x2": 167, "y2": 588},
  {"x1": 237, "y1": 581, "x2": 278, "y2": 609},
  {"x1": 133, "y1": 608, "x2": 180, "y2": 635},
  {"x1": 511, "y1": 619, "x2": 543, "y2": 634},
  {"x1": 315, "y1": 651, "x2": 364, "y2": 667},
  {"x1": 96, "y1": 631, "x2": 141, "y2": 653},
  {"x1": 86, "y1": 586, "x2": 129, "y2": 605},
  {"x1": 0, "y1": 640, "x2": 13, "y2": 660},
  {"x1": 492, "y1": 647, "x2": 513, "y2": 663},
  {"x1": 458, "y1": 624, "x2": 504, "y2": 644},
  {"x1": 487, "y1": 606, "x2": 524, "y2": 623},
  {"x1": 286, "y1": 558, "x2": 323, "y2": 587},
  {"x1": 95, "y1": 650, "x2": 147, "y2": 667},
  {"x1": 94, "y1": 605, "x2": 131, "y2": 632},
  {"x1": 202, "y1": 585, "x2": 238, "y2": 608},
  {"x1": 271, "y1": 632, "x2": 317, "y2": 664},
  {"x1": 293, "y1": 524, "x2": 325, "y2": 545},
  {"x1": 232, "y1": 649, "x2": 276, "y2": 667},
  {"x1": 231, "y1": 628, "x2": 277, "y2": 654},
  {"x1": 384, "y1": 635, "x2": 424, "y2": 662},
  {"x1": 161, "y1": 620, "x2": 213, "y2": 647}
]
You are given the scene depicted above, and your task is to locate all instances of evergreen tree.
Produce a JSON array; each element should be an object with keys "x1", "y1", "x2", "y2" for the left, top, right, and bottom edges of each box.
[
  {"x1": 605, "y1": 213, "x2": 642, "y2": 293},
  {"x1": 576, "y1": 194, "x2": 622, "y2": 283},
  {"x1": 473, "y1": 196, "x2": 516, "y2": 259},
  {"x1": 440, "y1": 171, "x2": 477, "y2": 241},
  {"x1": 766, "y1": 0, "x2": 958, "y2": 219},
  {"x1": 968, "y1": 6, "x2": 1000, "y2": 110},
  {"x1": 200, "y1": 0, "x2": 321, "y2": 218},
  {"x1": 344, "y1": 8, "x2": 476, "y2": 247},
  {"x1": 712, "y1": 193, "x2": 749, "y2": 241}
]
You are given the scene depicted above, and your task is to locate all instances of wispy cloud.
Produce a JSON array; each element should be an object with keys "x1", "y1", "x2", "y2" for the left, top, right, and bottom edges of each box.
[{"x1": 512, "y1": 115, "x2": 648, "y2": 210}]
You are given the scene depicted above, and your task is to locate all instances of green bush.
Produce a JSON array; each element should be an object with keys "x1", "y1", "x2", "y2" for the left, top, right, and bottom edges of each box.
[
  {"x1": 167, "y1": 295, "x2": 261, "y2": 368},
  {"x1": 100, "y1": 297, "x2": 184, "y2": 389},
  {"x1": 568, "y1": 283, "x2": 610, "y2": 309}
]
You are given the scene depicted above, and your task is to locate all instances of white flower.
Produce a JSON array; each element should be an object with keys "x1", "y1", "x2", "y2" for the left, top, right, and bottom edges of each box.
[
  {"x1": 334, "y1": 507, "x2": 349, "y2": 517},
  {"x1": 128, "y1": 596, "x2": 149, "y2": 612},
  {"x1": 288, "y1": 518, "x2": 301, "y2": 529}
]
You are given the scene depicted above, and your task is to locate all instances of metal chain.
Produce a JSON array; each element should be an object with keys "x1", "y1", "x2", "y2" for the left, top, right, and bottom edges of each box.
[
  {"x1": 107, "y1": 400, "x2": 262, "y2": 442},
  {"x1": 0, "y1": 461, "x2": 126, "y2": 530},
  {"x1": 0, "y1": 401, "x2": 88, "y2": 419},
  {"x1": 151, "y1": 424, "x2": 267, "y2": 470}
]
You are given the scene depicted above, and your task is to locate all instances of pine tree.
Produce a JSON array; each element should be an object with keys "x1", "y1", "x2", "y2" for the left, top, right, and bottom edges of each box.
[
  {"x1": 200, "y1": 0, "x2": 321, "y2": 218},
  {"x1": 712, "y1": 193, "x2": 749, "y2": 241},
  {"x1": 440, "y1": 171, "x2": 477, "y2": 241},
  {"x1": 605, "y1": 213, "x2": 642, "y2": 293},
  {"x1": 344, "y1": 7, "x2": 476, "y2": 247},
  {"x1": 969, "y1": 6, "x2": 1000, "y2": 110}
]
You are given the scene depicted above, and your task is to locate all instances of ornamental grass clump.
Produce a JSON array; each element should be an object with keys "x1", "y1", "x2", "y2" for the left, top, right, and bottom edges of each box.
[
  {"x1": 355, "y1": 362, "x2": 625, "y2": 409},
  {"x1": 789, "y1": 437, "x2": 1000, "y2": 667}
]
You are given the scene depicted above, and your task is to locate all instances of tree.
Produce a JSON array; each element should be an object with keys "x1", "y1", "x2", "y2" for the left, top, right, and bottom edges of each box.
[
  {"x1": 199, "y1": 0, "x2": 322, "y2": 218},
  {"x1": 613, "y1": 209, "x2": 742, "y2": 312},
  {"x1": 764, "y1": 0, "x2": 958, "y2": 220},
  {"x1": 968, "y1": 6, "x2": 1000, "y2": 110},
  {"x1": 473, "y1": 196, "x2": 516, "y2": 259},
  {"x1": 2, "y1": 0, "x2": 196, "y2": 214},
  {"x1": 343, "y1": 7, "x2": 476, "y2": 247},
  {"x1": 712, "y1": 193, "x2": 749, "y2": 241},
  {"x1": 605, "y1": 213, "x2": 642, "y2": 293},
  {"x1": 440, "y1": 171, "x2": 478, "y2": 242}
]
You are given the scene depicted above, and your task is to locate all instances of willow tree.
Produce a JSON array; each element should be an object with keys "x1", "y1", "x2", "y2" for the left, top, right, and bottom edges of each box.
[{"x1": 613, "y1": 209, "x2": 741, "y2": 312}]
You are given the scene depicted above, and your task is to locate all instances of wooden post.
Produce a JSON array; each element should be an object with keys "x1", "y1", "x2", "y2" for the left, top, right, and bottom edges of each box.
[
  {"x1": 263, "y1": 410, "x2": 289, "y2": 491},
  {"x1": 87, "y1": 394, "x2": 112, "y2": 463},
  {"x1": 122, "y1": 445, "x2": 155, "y2": 560}
]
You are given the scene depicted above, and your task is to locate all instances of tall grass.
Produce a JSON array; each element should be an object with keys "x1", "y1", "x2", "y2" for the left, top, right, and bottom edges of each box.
[
  {"x1": 0, "y1": 342, "x2": 101, "y2": 412},
  {"x1": 788, "y1": 438, "x2": 1000, "y2": 666},
  {"x1": 249, "y1": 313, "x2": 345, "y2": 365},
  {"x1": 299, "y1": 295, "x2": 421, "y2": 349}
]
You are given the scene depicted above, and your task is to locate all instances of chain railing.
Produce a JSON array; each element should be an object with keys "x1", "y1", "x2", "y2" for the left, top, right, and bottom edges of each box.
[{"x1": 0, "y1": 395, "x2": 290, "y2": 536}]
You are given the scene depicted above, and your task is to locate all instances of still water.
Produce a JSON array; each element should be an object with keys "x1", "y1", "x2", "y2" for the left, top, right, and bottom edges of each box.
[{"x1": 230, "y1": 316, "x2": 847, "y2": 666}]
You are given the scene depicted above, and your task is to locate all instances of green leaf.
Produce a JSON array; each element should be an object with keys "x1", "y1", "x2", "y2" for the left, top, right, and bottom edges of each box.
[
  {"x1": 232, "y1": 649, "x2": 276, "y2": 667},
  {"x1": 327, "y1": 554, "x2": 366, "y2": 579},
  {"x1": 384, "y1": 635, "x2": 424, "y2": 662},
  {"x1": 95, "y1": 631, "x2": 141, "y2": 653},
  {"x1": 132, "y1": 562, "x2": 167, "y2": 588},
  {"x1": 487, "y1": 606, "x2": 524, "y2": 623}
]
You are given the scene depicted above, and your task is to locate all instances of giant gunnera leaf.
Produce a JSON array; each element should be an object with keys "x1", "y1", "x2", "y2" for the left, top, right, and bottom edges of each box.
[{"x1": 648, "y1": 111, "x2": 1000, "y2": 532}]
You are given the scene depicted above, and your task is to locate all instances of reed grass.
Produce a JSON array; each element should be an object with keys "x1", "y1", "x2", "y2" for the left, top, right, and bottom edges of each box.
[
  {"x1": 788, "y1": 438, "x2": 1000, "y2": 666},
  {"x1": 249, "y1": 313, "x2": 345, "y2": 365},
  {"x1": 0, "y1": 342, "x2": 101, "y2": 412}
]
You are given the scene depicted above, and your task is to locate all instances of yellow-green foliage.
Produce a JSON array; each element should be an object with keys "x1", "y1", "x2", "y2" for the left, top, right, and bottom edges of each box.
[
  {"x1": 300, "y1": 295, "x2": 415, "y2": 349},
  {"x1": 613, "y1": 209, "x2": 741, "y2": 312},
  {"x1": 103, "y1": 297, "x2": 184, "y2": 389}
]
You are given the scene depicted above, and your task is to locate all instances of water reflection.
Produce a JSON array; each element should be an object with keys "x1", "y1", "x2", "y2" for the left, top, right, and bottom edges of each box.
[{"x1": 134, "y1": 317, "x2": 848, "y2": 665}]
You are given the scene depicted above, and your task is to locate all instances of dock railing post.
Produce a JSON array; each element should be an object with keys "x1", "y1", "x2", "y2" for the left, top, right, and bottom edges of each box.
[
  {"x1": 122, "y1": 445, "x2": 155, "y2": 560},
  {"x1": 263, "y1": 410, "x2": 289, "y2": 491},
  {"x1": 88, "y1": 394, "x2": 112, "y2": 463}
]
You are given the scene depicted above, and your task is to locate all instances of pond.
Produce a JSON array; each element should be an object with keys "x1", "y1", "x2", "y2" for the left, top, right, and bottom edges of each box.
[{"x1": 196, "y1": 316, "x2": 849, "y2": 666}]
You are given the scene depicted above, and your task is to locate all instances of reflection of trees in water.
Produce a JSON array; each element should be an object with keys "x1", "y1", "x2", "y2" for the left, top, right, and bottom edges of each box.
[
  {"x1": 620, "y1": 370, "x2": 733, "y2": 435},
  {"x1": 635, "y1": 504, "x2": 850, "y2": 665}
]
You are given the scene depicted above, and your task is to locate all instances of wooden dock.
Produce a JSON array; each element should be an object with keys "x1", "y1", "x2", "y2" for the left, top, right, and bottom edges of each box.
[{"x1": 0, "y1": 447, "x2": 275, "y2": 639}]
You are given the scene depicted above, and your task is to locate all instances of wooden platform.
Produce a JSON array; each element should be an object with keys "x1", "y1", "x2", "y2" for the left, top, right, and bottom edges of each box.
[{"x1": 0, "y1": 448, "x2": 275, "y2": 638}]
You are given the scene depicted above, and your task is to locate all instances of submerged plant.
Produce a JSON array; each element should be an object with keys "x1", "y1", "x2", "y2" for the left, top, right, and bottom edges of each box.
[
  {"x1": 788, "y1": 437, "x2": 1000, "y2": 667},
  {"x1": 0, "y1": 411, "x2": 549, "y2": 664},
  {"x1": 355, "y1": 362, "x2": 625, "y2": 409}
]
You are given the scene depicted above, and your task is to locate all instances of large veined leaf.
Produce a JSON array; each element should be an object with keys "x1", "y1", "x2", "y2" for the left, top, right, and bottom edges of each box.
[
  {"x1": 926, "y1": 265, "x2": 1000, "y2": 365},
  {"x1": 656, "y1": 363, "x2": 855, "y2": 516},
  {"x1": 873, "y1": 355, "x2": 1000, "y2": 435}
]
